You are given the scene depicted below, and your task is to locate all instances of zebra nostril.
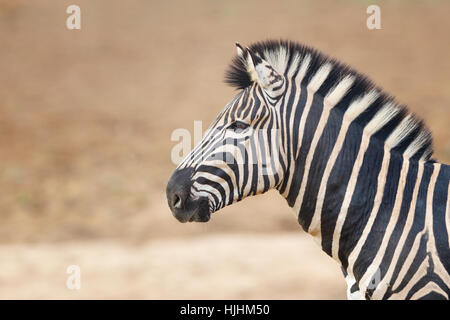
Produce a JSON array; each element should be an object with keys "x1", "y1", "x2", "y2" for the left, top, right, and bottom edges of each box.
[{"x1": 173, "y1": 195, "x2": 182, "y2": 209}]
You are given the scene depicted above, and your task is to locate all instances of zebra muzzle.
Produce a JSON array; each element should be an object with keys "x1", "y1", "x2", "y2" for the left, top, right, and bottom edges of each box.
[{"x1": 166, "y1": 167, "x2": 210, "y2": 223}]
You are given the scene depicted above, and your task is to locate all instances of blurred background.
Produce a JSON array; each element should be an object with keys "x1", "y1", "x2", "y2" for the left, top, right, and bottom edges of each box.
[{"x1": 0, "y1": 0, "x2": 449, "y2": 299}]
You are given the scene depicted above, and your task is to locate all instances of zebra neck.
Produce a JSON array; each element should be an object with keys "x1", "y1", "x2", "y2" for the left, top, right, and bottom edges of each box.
[{"x1": 279, "y1": 90, "x2": 407, "y2": 264}]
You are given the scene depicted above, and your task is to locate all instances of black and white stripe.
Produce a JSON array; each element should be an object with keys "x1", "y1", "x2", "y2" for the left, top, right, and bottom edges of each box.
[{"x1": 174, "y1": 40, "x2": 449, "y2": 300}]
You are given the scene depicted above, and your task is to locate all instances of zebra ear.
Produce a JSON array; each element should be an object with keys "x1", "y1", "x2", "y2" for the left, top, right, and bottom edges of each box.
[
  {"x1": 238, "y1": 45, "x2": 283, "y2": 93},
  {"x1": 235, "y1": 42, "x2": 245, "y2": 58}
]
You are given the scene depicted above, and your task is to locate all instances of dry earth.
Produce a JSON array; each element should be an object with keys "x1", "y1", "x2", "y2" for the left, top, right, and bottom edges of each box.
[{"x1": 0, "y1": 233, "x2": 344, "y2": 299}]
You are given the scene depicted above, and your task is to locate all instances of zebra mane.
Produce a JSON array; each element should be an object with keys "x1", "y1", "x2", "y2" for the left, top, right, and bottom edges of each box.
[{"x1": 225, "y1": 39, "x2": 434, "y2": 161}]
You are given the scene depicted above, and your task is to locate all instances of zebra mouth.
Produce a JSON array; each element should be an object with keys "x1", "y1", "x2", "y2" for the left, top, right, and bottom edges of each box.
[
  {"x1": 169, "y1": 195, "x2": 211, "y2": 223},
  {"x1": 188, "y1": 210, "x2": 211, "y2": 223},
  {"x1": 187, "y1": 196, "x2": 211, "y2": 223}
]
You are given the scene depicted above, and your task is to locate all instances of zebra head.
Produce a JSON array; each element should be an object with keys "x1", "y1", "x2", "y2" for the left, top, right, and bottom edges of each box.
[{"x1": 167, "y1": 43, "x2": 288, "y2": 223}]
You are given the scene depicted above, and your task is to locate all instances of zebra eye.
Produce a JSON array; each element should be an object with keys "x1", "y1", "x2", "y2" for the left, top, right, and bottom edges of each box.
[{"x1": 228, "y1": 121, "x2": 249, "y2": 133}]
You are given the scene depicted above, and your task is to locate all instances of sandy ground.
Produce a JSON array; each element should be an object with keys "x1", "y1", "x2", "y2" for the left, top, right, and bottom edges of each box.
[
  {"x1": 0, "y1": 0, "x2": 449, "y2": 299},
  {"x1": 0, "y1": 233, "x2": 344, "y2": 299}
]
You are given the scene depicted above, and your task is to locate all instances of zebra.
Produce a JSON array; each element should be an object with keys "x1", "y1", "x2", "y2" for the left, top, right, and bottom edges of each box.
[{"x1": 166, "y1": 40, "x2": 450, "y2": 300}]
